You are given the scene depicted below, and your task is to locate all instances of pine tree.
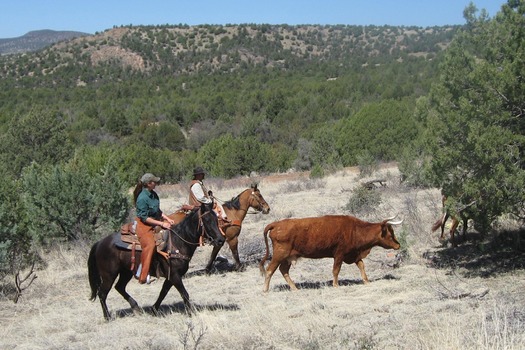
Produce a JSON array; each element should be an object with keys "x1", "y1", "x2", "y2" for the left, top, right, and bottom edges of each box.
[{"x1": 421, "y1": 1, "x2": 525, "y2": 230}]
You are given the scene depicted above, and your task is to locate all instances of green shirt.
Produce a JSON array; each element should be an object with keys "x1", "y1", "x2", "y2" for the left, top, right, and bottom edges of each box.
[{"x1": 136, "y1": 188, "x2": 163, "y2": 223}]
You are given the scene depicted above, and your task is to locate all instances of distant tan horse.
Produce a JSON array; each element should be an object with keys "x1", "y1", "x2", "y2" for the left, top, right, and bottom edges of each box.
[
  {"x1": 169, "y1": 183, "x2": 270, "y2": 272},
  {"x1": 431, "y1": 195, "x2": 474, "y2": 247}
]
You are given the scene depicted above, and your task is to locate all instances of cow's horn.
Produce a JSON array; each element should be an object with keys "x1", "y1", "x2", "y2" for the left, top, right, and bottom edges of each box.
[
  {"x1": 384, "y1": 215, "x2": 398, "y2": 221},
  {"x1": 386, "y1": 218, "x2": 403, "y2": 225}
]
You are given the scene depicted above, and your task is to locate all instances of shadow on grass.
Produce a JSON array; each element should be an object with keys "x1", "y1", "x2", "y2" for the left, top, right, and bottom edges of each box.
[
  {"x1": 187, "y1": 256, "x2": 261, "y2": 277},
  {"x1": 114, "y1": 301, "x2": 240, "y2": 319},
  {"x1": 272, "y1": 274, "x2": 399, "y2": 292},
  {"x1": 423, "y1": 229, "x2": 525, "y2": 278}
]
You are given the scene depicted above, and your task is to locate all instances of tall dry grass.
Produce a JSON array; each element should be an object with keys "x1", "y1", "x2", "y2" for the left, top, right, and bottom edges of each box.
[{"x1": 1, "y1": 164, "x2": 524, "y2": 350}]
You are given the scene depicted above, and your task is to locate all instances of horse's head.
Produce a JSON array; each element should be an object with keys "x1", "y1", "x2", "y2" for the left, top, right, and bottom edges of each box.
[
  {"x1": 248, "y1": 183, "x2": 271, "y2": 214},
  {"x1": 199, "y1": 201, "x2": 225, "y2": 247}
]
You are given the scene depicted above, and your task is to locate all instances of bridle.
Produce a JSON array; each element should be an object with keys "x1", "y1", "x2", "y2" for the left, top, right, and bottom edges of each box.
[
  {"x1": 212, "y1": 188, "x2": 268, "y2": 214},
  {"x1": 247, "y1": 191, "x2": 267, "y2": 213}
]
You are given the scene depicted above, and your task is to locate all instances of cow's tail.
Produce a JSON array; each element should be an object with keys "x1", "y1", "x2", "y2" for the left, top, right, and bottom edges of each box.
[
  {"x1": 259, "y1": 223, "x2": 274, "y2": 276},
  {"x1": 88, "y1": 241, "x2": 101, "y2": 301}
]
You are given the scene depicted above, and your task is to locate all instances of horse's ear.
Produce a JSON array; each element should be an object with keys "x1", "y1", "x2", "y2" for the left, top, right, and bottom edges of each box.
[{"x1": 251, "y1": 182, "x2": 258, "y2": 190}]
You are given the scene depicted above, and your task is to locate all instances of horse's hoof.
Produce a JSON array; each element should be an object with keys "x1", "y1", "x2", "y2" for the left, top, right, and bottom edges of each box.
[
  {"x1": 216, "y1": 256, "x2": 228, "y2": 263},
  {"x1": 152, "y1": 306, "x2": 161, "y2": 316}
]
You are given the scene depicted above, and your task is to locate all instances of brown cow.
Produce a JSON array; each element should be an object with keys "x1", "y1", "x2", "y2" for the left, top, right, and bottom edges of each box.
[{"x1": 259, "y1": 215, "x2": 403, "y2": 292}]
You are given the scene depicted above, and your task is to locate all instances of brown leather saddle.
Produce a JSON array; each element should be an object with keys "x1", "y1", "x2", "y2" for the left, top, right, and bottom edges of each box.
[{"x1": 119, "y1": 222, "x2": 167, "y2": 253}]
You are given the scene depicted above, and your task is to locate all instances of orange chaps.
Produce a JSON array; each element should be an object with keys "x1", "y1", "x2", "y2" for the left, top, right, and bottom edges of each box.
[{"x1": 135, "y1": 218, "x2": 156, "y2": 284}]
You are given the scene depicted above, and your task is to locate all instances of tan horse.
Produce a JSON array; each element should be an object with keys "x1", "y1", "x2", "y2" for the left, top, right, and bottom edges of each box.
[
  {"x1": 169, "y1": 183, "x2": 270, "y2": 272},
  {"x1": 431, "y1": 194, "x2": 474, "y2": 247}
]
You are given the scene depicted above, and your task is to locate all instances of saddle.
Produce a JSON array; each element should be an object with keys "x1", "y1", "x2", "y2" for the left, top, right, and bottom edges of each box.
[
  {"x1": 218, "y1": 217, "x2": 241, "y2": 232},
  {"x1": 117, "y1": 222, "x2": 171, "y2": 276},
  {"x1": 119, "y1": 222, "x2": 168, "y2": 253}
]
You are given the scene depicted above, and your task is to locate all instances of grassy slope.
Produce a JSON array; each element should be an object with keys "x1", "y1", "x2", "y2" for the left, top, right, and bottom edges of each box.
[{"x1": 1, "y1": 164, "x2": 524, "y2": 350}]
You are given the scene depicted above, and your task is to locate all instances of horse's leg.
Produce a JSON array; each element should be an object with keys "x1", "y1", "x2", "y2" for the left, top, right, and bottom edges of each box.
[
  {"x1": 228, "y1": 236, "x2": 243, "y2": 271},
  {"x1": 153, "y1": 279, "x2": 173, "y2": 315},
  {"x1": 450, "y1": 217, "x2": 459, "y2": 247},
  {"x1": 170, "y1": 274, "x2": 193, "y2": 314},
  {"x1": 461, "y1": 216, "x2": 468, "y2": 236},
  {"x1": 440, "y1": 212, "x2": 450, "y2": 240},
  {"x1": 205, "y1": 244, "x2": 223, "y2": 274},
  {"x1": 114, "y1": 270, "x2": 141, "y2": 315},
  {"x1": 97, "y1": 271, "x2": 117, "y2": 321}
]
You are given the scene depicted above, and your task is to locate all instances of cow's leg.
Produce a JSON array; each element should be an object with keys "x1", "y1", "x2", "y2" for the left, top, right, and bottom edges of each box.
[
  {"x1": 279, "y1": 259, "x2": 298, "y2": 291},
  {"x1": 332, "y1": 256, "x2": 344, "y2": 287},
  {"x1": 356, "y1": 259, "x2": 369, "y2": 284},
  {"x1": 263, "y1": 259, "x2": 281, "y2": 293}
]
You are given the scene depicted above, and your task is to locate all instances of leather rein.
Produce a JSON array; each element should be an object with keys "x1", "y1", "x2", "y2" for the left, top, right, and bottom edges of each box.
[{"x1": 165, "y1": 209, "x2": 214, "y2": 261}]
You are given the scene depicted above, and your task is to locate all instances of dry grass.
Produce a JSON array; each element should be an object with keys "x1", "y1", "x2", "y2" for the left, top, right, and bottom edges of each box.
[{"x1": 1, "y1": 164, "x2": 524, "y2": 350}]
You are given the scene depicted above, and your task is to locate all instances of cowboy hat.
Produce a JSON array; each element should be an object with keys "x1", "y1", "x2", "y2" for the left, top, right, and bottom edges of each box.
[
  {"x1": 193, "y1": 166, "x2": 206, "y2": 176},
  {"x1": 141, "y1": 173, "x2": 160, "y2": 183}
]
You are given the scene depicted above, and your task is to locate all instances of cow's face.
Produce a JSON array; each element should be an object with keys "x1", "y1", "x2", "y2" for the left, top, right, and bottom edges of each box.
[{"x1": 379, "y1": 224, "x2": 401, "y2": 250}]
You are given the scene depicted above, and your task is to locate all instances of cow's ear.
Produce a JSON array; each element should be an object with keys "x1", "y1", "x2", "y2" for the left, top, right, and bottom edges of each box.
[{"x1": 380, "y1": 222, "x2": 388, "y2": 237}]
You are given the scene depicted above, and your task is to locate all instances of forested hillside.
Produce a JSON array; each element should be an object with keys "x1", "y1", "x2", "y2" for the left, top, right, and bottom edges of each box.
[{"x1": 0, "y1": 23, "x2": 457, "y2": 182}]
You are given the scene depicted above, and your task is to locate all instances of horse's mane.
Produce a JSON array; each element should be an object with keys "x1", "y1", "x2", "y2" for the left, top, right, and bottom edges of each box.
[
  {"x1": 223, "y1": 195, "x2": 241, "y2": 210},
  {"x1": 170, "y1": 204, "x2": 211, "y2": 241},
  {"x1": 223, "y1": 188, "x2": 253, "y2": 210}
]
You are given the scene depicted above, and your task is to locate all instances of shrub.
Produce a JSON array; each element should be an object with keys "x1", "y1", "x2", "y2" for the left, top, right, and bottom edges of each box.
[
  {"x1": 356, "y1": 150, "x2": 378, "y2": 178},
  {"x1": 0, "y1": 177, "x2": 35, "y2": 279},
  {"x1": 309, "y1": 164, "x2": 325, "y2": 179},
  {"x1": 344, "y1": 186, "x2": 382, "y2": 215},
  {"x1": 21, "y1": 161, "x2": 130, "y2": 242}
]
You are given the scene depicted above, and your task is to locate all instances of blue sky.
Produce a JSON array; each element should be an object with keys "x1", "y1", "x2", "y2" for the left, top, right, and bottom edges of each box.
[{"x1": 1, "y1": 0, "x2": 505, "y2": 38}]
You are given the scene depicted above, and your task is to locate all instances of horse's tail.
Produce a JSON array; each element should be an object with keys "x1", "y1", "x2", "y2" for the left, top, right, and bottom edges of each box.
[
  {"x1": 259, "y1": 222, "x2": 274, "y2": 276},
  {"x1": 431, "y1": 217, "x2": 443, "y2": 232},
  {"x1": 88, "y1": 241, "x2": 100, "y2": 301}
]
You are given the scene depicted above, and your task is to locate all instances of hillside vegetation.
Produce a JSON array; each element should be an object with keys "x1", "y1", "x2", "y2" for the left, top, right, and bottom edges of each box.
[{"x1": 0, "y1": 23, "x2": 455, "y2": 182}]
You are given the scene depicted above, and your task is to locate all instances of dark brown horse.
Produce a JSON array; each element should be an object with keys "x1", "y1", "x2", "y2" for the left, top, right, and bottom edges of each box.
[
  {"x1": 88, "y1": 202, "x2": 225, "y2": 320},
  {"x1": 168, "y1": 184, "x2": 270, "y2": 272}
]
